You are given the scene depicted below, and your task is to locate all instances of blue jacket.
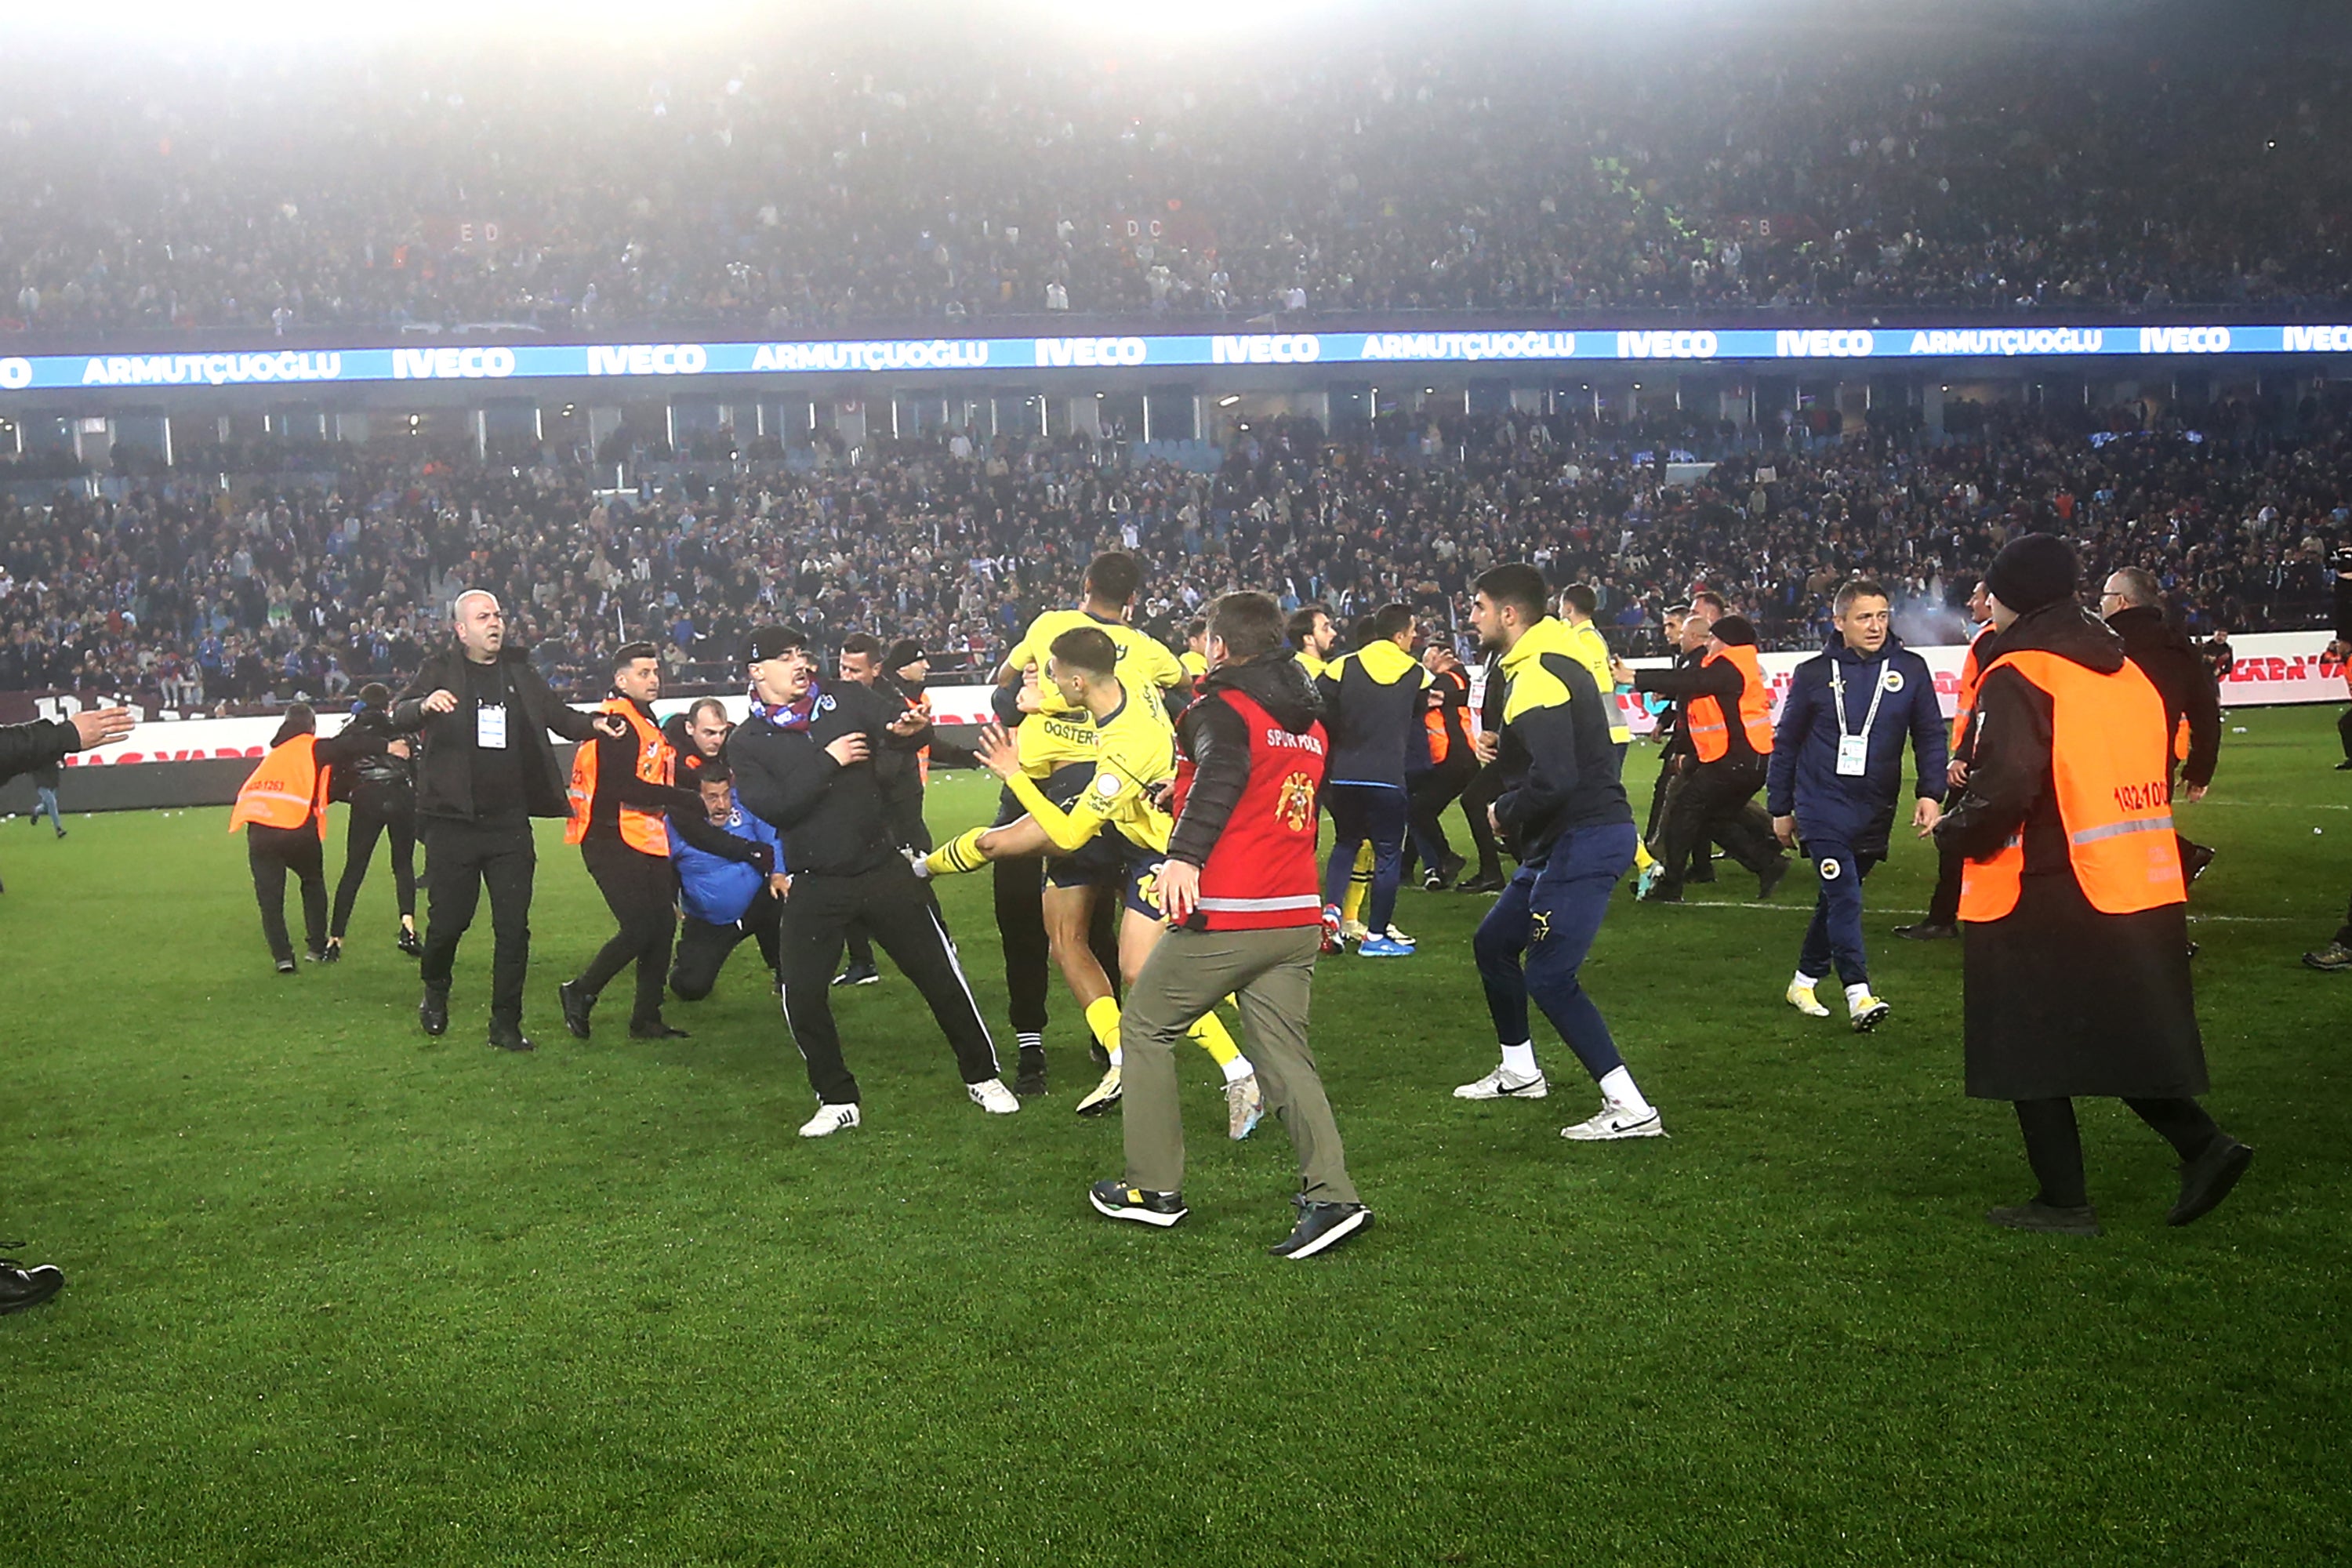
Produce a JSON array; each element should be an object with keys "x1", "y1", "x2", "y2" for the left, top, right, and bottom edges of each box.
[
  {"x1": 1766, "y1": 635, "x2": 1947, "y2": 857},
  {"x1": 668, "y1": 804, "x2": 786, "y2": 926}
]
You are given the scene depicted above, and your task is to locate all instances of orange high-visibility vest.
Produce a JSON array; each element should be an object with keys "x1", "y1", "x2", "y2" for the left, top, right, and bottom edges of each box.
[
  {"x1": 1958, "y1": 650, "x2": 2187, "y2": 923},
  {"x1": 566, "y1": 699, "x2": 674, "y2": 855},
  {"x1": 1951, "y1": 625, "x2": 1995, "y2": 753},
  {"x1": 229, "y1": 734, "x2": 331, "y2": 840},
  {"x1": 1686, "y1": 643, "x2": 1773, "y2": 762}
]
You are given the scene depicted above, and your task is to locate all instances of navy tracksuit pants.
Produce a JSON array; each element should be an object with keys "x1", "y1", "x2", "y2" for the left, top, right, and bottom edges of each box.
[
  {"x1": 1797, "y1": 840, "x2": 1880, "y2": 987},
  {"x1": 1474, "y1": 822, "x2": 1636, "y2": 1081}
]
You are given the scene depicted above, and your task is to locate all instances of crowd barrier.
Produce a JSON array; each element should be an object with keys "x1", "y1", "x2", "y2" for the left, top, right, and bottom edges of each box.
[{"x1": 6, "y1": 631, "x2": 2339, "y2": 816}]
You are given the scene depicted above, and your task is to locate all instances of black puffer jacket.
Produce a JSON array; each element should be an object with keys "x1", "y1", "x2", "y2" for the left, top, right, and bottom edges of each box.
[
  {"x1": 1166, "y1": 652, "x2": 1323, "y2": 870},
  {"x1": 2105, "y1": 604, "x2": 2221, "y2": 789}
]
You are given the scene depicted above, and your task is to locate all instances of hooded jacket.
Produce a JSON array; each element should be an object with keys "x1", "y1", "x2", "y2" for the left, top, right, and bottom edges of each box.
[
  {"x1": 1490, "y1": 615, "x2": 1634, "y2": 859},
  {"x1": 1936, "y1": 603, "x2": 2132, "y2": 874},
  {"x1": 1166, "y1": 653, "x2": 1322, "y2": 869},
  {"x1": 1315, "y1": 637, "x2": 1432, "y2": 789},
  {"x1": 1766, "y1": 633, "x2": 1947, "y2": 855}
]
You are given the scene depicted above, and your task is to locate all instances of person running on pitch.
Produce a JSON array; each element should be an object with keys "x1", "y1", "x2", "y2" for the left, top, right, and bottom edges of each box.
[
  {"x1": 1766, "y1": 578, "x2": 1948, "y2": 1032},
  {"x1": 1454, "y1": 564, "x2": 1664, "y2": 1141},
  {"x1": 727, "y1": 626, "x2": 1018, "y2": 1134},
  {"x1": 1088, "y1": 591, "x2": 1370, "y2": 1258},
  {"x1": 922, "y1": 626, "x2": 1265, "y2": 1138},
  {"x1": 325, "y1": 684, "x2": 422, "y2": 960}
]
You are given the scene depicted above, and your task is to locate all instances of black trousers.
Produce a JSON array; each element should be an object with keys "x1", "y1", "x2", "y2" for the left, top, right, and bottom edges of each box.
[
  {"x1": 844, "y1": 795, "x2": 936, "y2": 970},
  {"x1": 777, "y1": 864, "x2": 1000, "y2": 1104},
  {"x1": 419, "y1": 815, "x2": 536, "y2": 1028},
  {"x1": 248, "y1": 823, "x2": 327, "y2": 963},
  {"x1": 576, "y1": 837, "x2": 677, "y2": 1027},
  {"x1": 330, "y1": 790, "x2": 416, "y2": 938},
  {"x1": 1654, "y1": 758, "x2": 1780, "y2": 896},
  {"x1": 1406, "y1": 756, "x2": 1479, "y2": 876},
  {"x1": 670, "y1": 891, "x2": 783, "y2": 1001},
  {"x1": 1926, "y1": 783, "x2": 1967, "y2": 926},
  {"x1": 1460, "y1": 764, "x2": 1508, "y2": 877},
  {"x1": 2013, "y1": 1096, "x2": 2223, "y2": 1207}
]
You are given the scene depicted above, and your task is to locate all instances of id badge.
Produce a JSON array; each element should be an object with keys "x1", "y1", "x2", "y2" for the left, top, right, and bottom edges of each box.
[
  {"x1": 476, "y1": 703, "x2": 509, "y2": 750},
  {"x1": 1835, "y1": 734, "x2": 1867, "y2": 775}
]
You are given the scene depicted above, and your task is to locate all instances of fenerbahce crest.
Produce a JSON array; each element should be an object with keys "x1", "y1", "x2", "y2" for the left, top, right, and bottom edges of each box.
[{"x1": 1276, "y1": 771, "x2": 1319, "y2": 832}]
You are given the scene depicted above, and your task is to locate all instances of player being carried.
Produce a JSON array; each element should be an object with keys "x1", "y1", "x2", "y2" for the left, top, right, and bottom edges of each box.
[{"x1": 922, "y1": 625, "x2": 1265, "y2": 1138}]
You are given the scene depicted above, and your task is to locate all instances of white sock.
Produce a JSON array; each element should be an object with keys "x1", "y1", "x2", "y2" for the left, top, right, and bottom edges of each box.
[
  {"x1": 1220, "y1": 1053, "x2": 1255, "y2": 1085},
  {"x1": 1845, "y1": 982, "x2": 1874, "y2": 1012},
  {"x1": 1792, "y1": 969, "x2": 1819, "y2": 990},
  {"x1": 1499, "y1": 1041, "x2": 1540, "y2": 1080},
  {"x1": 1108, "y1": 1047, "x2": 1123, "y2": 1068},
  {"x1": 1598, "y1": 1065, "x2": 1652, "y2": 1114}
]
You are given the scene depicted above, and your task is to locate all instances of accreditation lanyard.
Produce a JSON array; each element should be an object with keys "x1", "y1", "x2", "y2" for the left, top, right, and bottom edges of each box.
[{"x1": 1829, "y1": 656, "x2": 1889, "y2": 776}]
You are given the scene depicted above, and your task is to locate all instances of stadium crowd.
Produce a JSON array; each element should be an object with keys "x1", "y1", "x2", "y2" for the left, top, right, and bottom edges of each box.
[
  {"x1": 2, "y1": 392, "x2": 2346, "y2": 708},
  {"x1": 3, "y1": 24, "x2": 2350, "y2": 339}
]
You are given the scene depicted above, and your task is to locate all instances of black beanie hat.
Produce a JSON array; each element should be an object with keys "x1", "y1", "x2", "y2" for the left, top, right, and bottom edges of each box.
[
  {"x1": 1710, "y1": 614, "x2": 1759, "y2": 648},
  {"x1": 1987, "y1": 533, "x2": 2079, "y2": 615},
  {"x1": 884, "y1": 638, "x2": 927, "y2": 674}
]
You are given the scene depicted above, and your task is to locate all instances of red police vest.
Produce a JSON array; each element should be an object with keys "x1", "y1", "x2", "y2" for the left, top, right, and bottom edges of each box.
[{"x1": 1167, "y1": 688, "x2": 1328, "y2": 931}]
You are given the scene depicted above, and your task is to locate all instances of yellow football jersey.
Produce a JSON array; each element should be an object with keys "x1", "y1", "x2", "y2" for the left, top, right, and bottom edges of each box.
[
  {"x1": 1069, "y1": 684, "x2": 1180, "y2": 854},
  {"x1": 1002, "y1": 608, "x2": 1185, "y2": 775}
]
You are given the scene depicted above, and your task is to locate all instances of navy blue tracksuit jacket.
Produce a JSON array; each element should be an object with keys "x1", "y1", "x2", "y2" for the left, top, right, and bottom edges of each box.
[{"x1": 1766, "y1": 635, "x2": 1948, "y2": 861}]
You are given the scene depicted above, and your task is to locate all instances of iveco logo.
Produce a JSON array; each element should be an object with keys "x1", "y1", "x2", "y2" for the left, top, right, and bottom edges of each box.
[
  {"x1": 1035, "y1": 336, "x2": 1149, "y2": 368},
  {"x1": 1212, "y1": 334, "x2": 1321, "y2": 365},
  {"x1": 1616, "y1": 330, "x2": 1719, "y2": 359}
]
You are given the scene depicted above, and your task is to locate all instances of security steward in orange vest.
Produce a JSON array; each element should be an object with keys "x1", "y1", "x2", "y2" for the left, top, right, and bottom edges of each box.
[
  {"x1": 1933, "y1": 535, "x2": 2252, "y2": 1236},
  {"x1": 559, "y1": 641, "x2": 700, "y2": 1042},
  {"x1": 1404, "y1": 642, "x2": 1477, "y2": 890},
  {"x1": 1626, "y1": 614, "x2": 1789, "y2": 902},
  {"x1": 230, "y1": 702, "x2": 387, "y2": 974}
]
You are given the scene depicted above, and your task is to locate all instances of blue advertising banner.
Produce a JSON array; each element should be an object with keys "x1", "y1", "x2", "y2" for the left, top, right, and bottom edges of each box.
[{"x1": 4, "y1": 321, "x2": 2347, "y2": 394}]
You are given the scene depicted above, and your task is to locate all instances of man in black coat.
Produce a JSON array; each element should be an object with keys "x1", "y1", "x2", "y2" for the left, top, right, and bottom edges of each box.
[
  {"x1": 0, "y1": 703, "x2": 133, "y2": 1316},
  {"x1": 393, "y1": 590, "x2": 622, "y2": 1051},
  {"x1": 2100, "y1": 567, "x2": 2222, "y2": 884},
  {"x1": 1936, "y1": 535, "x2": 2252, "y2": 1237},
  {"x1": 725, "y1": 625, "x2": 1016, "y2": 1135}
]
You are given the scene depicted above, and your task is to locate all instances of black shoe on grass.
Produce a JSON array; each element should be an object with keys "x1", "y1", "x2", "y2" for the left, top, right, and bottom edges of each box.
[
  {"x1": 0, "y1": 1256, "x2": 65, "y2": 1316},
  {"x1": 1088, "y1": 1179, "x2": 1187, "y2": 1228},
  {"x1": 2169, "y1": 1137, "x2": 2253, "y2": 1227},
  {"x1": 1455, "y1": 872, "x2": 1507, "y2": 895},
  {"x1": 832, "y1": 960, "x2": 880, "y2": 988},
  {"x1": 488, "y1": 1021, "x2": 535, "y2": 1053},
  {"x1": 2302, "y1": 941, "x2": 2352, "y2": 972},
  {"x1": 558, "y1": 979, "x2": 595, "y2": 1040},
  {"x1": 1014, "y1": 1044, "x2": 1049, "y2": 1098},
  {"x1": 1270, "y1": 1200, "x2": 1374, "y2": 1258},
  {"x1": 1894, "y1": 922, "x2": 1959, "y2": 942},
  {"x1": 629, "y1": 1021, "x2": 691, "y2": 1040},
  {"x1": 419, "y1": 987, "x2": 449, "y2": 1036},
  {"x1": 1986, "y1": 1200, "x2": 2102, "y2": 1237},
  {"x1": 275, "y1": 956, "x2": 298, "y2": 975}
]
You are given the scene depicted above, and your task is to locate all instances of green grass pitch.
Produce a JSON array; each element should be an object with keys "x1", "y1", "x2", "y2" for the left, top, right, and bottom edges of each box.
[{"x1": 2, "y1": 707, "x2": 2347, "y2": 1566}]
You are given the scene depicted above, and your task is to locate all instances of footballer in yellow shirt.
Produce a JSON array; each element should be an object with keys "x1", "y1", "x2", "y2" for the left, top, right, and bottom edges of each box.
[{"x1": 925, "y1": 622, "x2": 1260, "y2": 1123}]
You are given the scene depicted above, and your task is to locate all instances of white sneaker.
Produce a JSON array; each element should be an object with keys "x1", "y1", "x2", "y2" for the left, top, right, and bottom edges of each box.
[
  {"x1": 1849, "y1": 993, "x2": 1892, "y2": 1033},
  {"x1": 798, "y1": 1102, "x2": 862, "y2": 1138},
  {"x1": 1227, "y1": 1073, "x2": 1265, "y2": 1140},
  {"x1": 1785, "y1": 980, "x2": 1831, "y2": 1018},
  {"x1": 1379, "y1": 924, "x2": 1416, "y2": 947},
  {"x1": 1561, "y1": 1103, "x2": 1667, "y2": 1141},
  {"x1": 967, "y1": 1077, "x2": 1021, "y2": 1114},
  {"x1": 1075, "y1": 1062, "x2": 1123, "y2": 1116},
  {"x1": 1339, "y1": 917, "x2": 1370, "y2": 944},
  {"x1": 1454, "y1": 1065, "x2": 1549, "y2": 1100}
]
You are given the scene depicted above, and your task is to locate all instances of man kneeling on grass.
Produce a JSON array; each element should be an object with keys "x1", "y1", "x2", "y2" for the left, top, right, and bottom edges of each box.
[{"x1": 1083, "y1": 592, "x2": 1371, "y2": 1259}]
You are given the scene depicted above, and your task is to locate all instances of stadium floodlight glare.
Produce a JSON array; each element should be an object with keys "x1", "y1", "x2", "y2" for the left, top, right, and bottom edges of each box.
[{"x1": 1218, "y1": 395, "x2": 1242, "y2": 407}]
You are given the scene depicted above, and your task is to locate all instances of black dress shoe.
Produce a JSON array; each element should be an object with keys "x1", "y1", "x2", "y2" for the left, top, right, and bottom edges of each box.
[
  {"x1": 1269, "y1": 1200, "x2": 1374, "y2": 1258},
  {"x1": 0, "y1": 1256, "x2": 65, "y2": 1315},
  {"x1": 419, "y1": 988, "x2": 450, "y2": 1036},
  {"x1": 558, "y1": 979, "x2": 595, "y2": 1040},
  {"x1": 2180, "y1": 842, "x2": 2216, "y2": 884},
  {"x1": 2169, "y1": 1136, "x2": 2253, "y2": 1226},
  {"x1": 628, "y1": 1022, "x2": 691, "y2": 1040},
  {"x1": 1014, "y1": 1044, "x2": 1049, "y2": 1097},
  {"x1": 275, "y1": 957, "x2": 299, "y2": 975},
  {"x1": 1986, "y1": 1200, "x2": 2102, "y2": 1236},
  {"x1": 1455, "y1": 872, "x2": 1507, "y2": 895},
  {"x1": 1894, "y1": 922, "x2": 1959, "y2": 941},
  {"x1": 488, "y1": 1022, "x2": 535, "y2": 1052}
]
